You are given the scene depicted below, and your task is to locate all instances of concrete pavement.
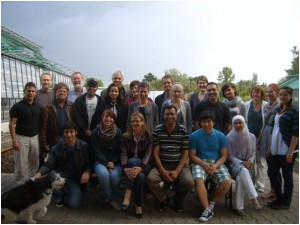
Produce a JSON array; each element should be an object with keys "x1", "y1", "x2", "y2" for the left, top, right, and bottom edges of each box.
[{"x1": 1, "y1": 172, "x2": 299, "y2": 224}]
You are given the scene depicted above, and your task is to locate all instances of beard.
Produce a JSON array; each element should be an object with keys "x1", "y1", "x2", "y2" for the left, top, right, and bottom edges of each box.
[{"x1": 74, "y1": 83, "x2": 83, "y2": 90}]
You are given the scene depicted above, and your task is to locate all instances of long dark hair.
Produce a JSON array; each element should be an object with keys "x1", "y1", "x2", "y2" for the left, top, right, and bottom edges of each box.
[{"x1": 105, "y1": 83, "x2": 123, "y2": 103}]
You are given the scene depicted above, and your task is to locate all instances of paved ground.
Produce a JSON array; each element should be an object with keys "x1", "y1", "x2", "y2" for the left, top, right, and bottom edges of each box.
[{"x1": 1, "y1": 172, "x2": 299, "y2": 224}]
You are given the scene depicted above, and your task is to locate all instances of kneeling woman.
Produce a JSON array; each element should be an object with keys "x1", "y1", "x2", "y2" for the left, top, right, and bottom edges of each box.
[
  {"x1": 91, "y1": 109, "x2": 123, "y2": 210},
  {"x1": 121, "y1": 112, "x2": 153, "y2": 218},
  {"x1": 226, "y1": 115, "x2": 262, "y2": 216}
]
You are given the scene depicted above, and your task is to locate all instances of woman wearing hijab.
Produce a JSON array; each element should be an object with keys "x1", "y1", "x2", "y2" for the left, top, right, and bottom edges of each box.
[
  {"x1": 226, "y1": 115, "x2": 262, "y2": 216},
  {"x1": 91, "y1": 109, "x2": 123, "y2": 210}
]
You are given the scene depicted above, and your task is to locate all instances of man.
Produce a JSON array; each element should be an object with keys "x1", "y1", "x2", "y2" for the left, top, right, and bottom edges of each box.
[
  {"x1": 147, "y1": 105, "x2": 194, "y2": 213},
  {"x1": 35, "y1": 72, "x2": 54, "y2": 107},
  {"x1": 73, "y1": 79, "x2": 102, "y2": 142},
  {"x1": 155, "y1": 74, "x2": 174, "y2": 119},
  {"x1": 193, "y1": 82, "x2": 231, "y2": 135},
  {"x1": 189, "y1": 111, "x2": 232, "y2": 222},
  {"x1": 39, "y1": 82, "x2": 73, "y2": 162},
  {"x1": 100, "y1": 70, "x2": 129, "y2": 102},
  {"x1": 36, "y1": 122, "x2": 90, "y2": 208},
  {"x1": 9, "y1": 82, "x2": 42, "y2": 184},
  {"x1": 68, "y1": 72, "x2": 87, "y2": 102}
]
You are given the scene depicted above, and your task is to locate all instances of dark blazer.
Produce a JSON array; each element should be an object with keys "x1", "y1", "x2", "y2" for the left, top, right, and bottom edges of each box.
[
  {"x1": 155, "y1": 92, "x2": 168, "y2": 120},
  {"x1": 73, "y1": 94, "x2": 103, "y2": 141}
]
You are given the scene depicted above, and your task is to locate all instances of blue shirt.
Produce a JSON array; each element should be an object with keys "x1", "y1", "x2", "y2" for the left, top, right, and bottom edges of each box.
[{"x1": 189, "y1": 128, "x2": 227, "y2": 161}]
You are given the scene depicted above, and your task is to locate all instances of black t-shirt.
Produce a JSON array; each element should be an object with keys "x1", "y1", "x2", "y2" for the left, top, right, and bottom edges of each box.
[
  {"x1": 193, "y1": 100, "x2": 231, "y2": 134},
  {"x1": 9, "y1": 99, "x2": 42, "y2": 136}
]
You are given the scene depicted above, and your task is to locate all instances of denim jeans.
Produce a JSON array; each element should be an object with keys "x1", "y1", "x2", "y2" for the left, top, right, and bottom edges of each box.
[
  {"x1": 53, "y1": 179, "x2": 83, "y2": 208},
  {"x1": 268, "y1": 153, "x2": 297, "y2": 207},
  {"x1": 124, "y1": 157, "x2": 146, "y2": 206},
  {"x1": 94, "y1": 162, "x2": 122, "y2": 202}
]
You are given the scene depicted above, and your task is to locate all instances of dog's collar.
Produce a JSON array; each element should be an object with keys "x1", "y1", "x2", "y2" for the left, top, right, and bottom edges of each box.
[{"x1": 44, "y1": 189, "x2": 52, "y2": 196}]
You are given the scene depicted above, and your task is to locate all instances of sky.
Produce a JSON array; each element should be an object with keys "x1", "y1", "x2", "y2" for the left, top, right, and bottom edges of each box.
[{"x1": 1, "y1": 0, "x2": 299, "y2": 86}]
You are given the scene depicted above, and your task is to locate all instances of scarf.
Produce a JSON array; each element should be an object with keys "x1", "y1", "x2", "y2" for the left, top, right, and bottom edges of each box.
[
  {"x1": 226, "y1": 115, "x2": 256, "y2": 161},
  {"x1": 224, "y1": 96, "x2": 242, "y2": 108},
  {"x1": 97, "y1": 122, "x2": 117, "y2": 141}
]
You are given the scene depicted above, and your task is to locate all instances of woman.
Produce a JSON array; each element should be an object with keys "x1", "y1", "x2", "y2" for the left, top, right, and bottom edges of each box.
[
  {"x1": 125, "y1": 80, "x2": 153, "y2": 106},
  {"x1": 127, "y1": 82, "x2": 159, "y2": 133},
  {"x1": 91, "y1": 109, "x2": 123, "y2": 210},
  {"x1": 222, "y1": 82, "x2": 246, "y2": 119},
  {"x1": 245, "y1": 85, "x2": 268, "y2": 193},
  {"x1": 226, "y1": 115, "x2": 262, "y2": 216},
  {"x1": 121, "y1": 112, "x2": 153, "y2": 218},
  {"x1": 161, "y1": 83, "x2": 193, "y2": 134},
  {"x1": 267, "y1": 86, "x2": 298, "y2": 210},
  {"x1": 100, "y1": 83, "x2": 128, "y2": 133},
  {"x1": 189, "y1": 75, "x2": 208, "y2": 115},
  {"x1": 258, "y1": 83, "x2": 280, "y2": 199}
]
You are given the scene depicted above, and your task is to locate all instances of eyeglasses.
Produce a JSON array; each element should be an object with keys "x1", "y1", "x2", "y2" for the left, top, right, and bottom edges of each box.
[{"x1": 131, "y1": 120, "x2": 142, "y2": 123}]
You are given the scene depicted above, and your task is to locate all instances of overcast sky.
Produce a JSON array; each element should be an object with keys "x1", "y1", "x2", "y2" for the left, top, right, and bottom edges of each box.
[{"x1": 1, "y1": 0, "x2": 299, "y2": 86}]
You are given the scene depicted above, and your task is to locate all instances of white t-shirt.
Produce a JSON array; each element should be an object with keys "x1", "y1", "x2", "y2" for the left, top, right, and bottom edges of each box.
[
  {"x1": 86, "y1": 95, "x2": 98, "y2": 129},
  {"x1": 271, "y1": 113, "x2": 288, "y2": 155}
]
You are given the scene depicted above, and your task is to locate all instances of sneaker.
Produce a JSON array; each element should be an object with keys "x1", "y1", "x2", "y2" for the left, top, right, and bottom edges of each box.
[
  {"x1": 56, "y1": 199, "x2": 64, "y2": 208},
  {"x1": 199, "y1": 208, "x2": 214, "y2": 222},
  {"x1": 208, "y1": 201, "x2": 215, "y2": 212},
  {"x1": 109, "y1": 200, "x2": 121, "y2": 210}
]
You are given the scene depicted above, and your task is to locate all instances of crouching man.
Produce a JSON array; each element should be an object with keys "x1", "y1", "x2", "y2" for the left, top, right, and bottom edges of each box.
[
  {"x1": 189, "y1": 111, "x2": 232, "y2": 222},
  {"x1": 36, "y1": 122, "x2": 91, "y2": 208}
]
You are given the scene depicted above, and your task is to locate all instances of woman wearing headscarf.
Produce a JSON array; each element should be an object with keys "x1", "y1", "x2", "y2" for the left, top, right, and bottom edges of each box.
[{"x1": 226, "y1": 115, "x2": 262, "y2": 216}]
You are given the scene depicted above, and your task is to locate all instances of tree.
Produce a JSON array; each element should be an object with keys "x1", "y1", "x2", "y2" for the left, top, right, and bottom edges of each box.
[
  {"x1": 142, "y1": 73, "x2": 157, "y2": 83},
  {"x1": 285, "y1": 46, "x2": 299, "y2": 76},
  {"x1": 251, "y1": 73, "x2": 258, "y2": 86},
  {"x1": 84, "y1": 77, "x2": 104, "y2": 87},
  {"x1": 217, "y1": 66, "x2": 235, "y2": 86}
]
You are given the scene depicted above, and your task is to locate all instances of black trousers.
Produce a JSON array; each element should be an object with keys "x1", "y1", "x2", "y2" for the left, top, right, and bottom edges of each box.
[{"x1": 268, "y1": 153, "x2": 297, "y2": 207}]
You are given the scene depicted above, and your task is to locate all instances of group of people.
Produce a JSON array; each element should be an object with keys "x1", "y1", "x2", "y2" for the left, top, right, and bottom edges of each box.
[{"x1": 9, "y1": 70, "x2": 298, "y2": 222}]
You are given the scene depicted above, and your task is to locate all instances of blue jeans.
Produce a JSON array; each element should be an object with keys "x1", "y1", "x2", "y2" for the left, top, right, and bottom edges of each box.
[
  {"x1": 125, "y1": 157, "x2": 146, "y2": 206},
  {"x1": 53, "y1": 179, "x2": 83, "y2": 208},
  {"x1": 94, "y1": 162, "x2": 122, "y2": 201}
]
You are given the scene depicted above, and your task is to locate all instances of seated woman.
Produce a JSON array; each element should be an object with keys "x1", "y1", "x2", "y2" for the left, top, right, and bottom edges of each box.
[
  {"x1": 226, "y1": 115, "x2": 262, "y2": 216},
  {"x1": 91, "y1": 109, "x2": 123, "y2": 210},
  {"x1": 121, "y1": 112, "x2": 153, "y2": 218}
]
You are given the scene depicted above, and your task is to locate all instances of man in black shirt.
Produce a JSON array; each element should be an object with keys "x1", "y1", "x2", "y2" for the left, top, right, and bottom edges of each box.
[{"x1": 9, "y1": 82, "x2": 42, "y2": 184}]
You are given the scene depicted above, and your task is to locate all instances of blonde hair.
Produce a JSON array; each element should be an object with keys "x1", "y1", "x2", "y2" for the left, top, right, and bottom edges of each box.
[{"x1": 124, "y1": 112, "x2": 149, "y2": 138}]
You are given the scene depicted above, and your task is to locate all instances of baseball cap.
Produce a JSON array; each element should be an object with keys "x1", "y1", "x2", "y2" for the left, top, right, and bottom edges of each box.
[{"x1": 87, "y1": 79, "x2": 98, "y2": 87}]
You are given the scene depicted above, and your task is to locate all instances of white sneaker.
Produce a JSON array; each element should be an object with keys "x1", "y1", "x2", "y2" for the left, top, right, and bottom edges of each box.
[
  {"x1": 199, "y1": 208, "x2": 214, "y2": 222},
  {"x1": 208, "y1": 201, "x2": 215, "y2": 212}
]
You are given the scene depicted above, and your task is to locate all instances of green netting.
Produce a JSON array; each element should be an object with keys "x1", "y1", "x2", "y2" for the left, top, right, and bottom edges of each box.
[{"x1": 1, "y1": 28, "x2": 71, "y2": 74}]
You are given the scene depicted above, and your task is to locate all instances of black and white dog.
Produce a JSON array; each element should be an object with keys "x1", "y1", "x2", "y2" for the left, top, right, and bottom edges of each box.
[{"x1": 1, "y1": 172, "x2": 65, "y2": 224}]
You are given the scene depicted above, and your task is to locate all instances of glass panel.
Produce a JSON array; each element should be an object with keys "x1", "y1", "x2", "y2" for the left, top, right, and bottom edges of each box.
[
  {"x1": 1, "y1": 57, "x2": 7, "y2": 98},
  {"x1": 21, "y1": 62, "x2": 28, "y2": 84},
  {"x1": 15, "y1": 60, "x2": 24, "y2": 97},
  {"x1": 10, "y1": 59, "x2": 18, "y2": 98},
  {"x1": 3, "y1": 57, "x2": 12, "y2": 98}
]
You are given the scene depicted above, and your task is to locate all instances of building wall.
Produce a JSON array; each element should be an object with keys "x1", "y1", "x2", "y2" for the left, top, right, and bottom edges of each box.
[{"x1": 1, "y1": 54, "x2": 72, "y2": 122}]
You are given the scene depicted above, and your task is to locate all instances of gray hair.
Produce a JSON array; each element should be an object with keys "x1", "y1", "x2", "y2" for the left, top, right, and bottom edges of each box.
[{"x1": 112, "y1": 70, "x2": 124, "y2": 79}]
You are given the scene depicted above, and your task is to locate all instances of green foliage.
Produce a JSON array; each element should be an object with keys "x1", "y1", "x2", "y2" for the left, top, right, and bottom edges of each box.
[
  {"x1": 84, "y1": 77, "x2": 104, "y2": 87},
  {"x1": 285, "y1": 46, "x2": 299, "y2": 76},
  {"x1": 217, "y1": 66, "x2": 236, "y2": 86},
  {"x1": 164, "y1": 68, "x2": 197, "y2": 93},
  {"x1": 142, "y1": 73, "x2": 157, "y2": 83}
]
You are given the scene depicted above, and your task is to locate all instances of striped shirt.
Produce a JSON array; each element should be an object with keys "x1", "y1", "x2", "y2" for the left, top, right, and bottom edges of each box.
[{"x1": 152, "y1": 123, "x2": 189, "y2": 163}]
